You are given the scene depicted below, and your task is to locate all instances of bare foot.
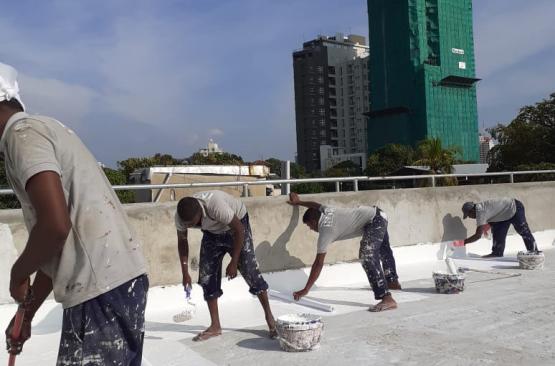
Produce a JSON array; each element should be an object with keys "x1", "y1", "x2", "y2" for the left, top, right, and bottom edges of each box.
[
  {"x1": 193, "y1": 328, "x2": 222, "y2": 342},
  {"x1": 387, "y1": 280, "x2": 402, "y2": 290},
  {"x1": 369, "y1": 295, "x2": 397, "y2": 312},
  {"x1": 267, "y1": 316, "x2": 277, "y2": 339}
]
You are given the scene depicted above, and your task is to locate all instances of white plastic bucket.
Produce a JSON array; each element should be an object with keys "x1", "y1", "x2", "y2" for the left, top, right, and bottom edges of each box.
[
  {"x1": 433, "y1": 272, "x2": 465, "y2": 294},
  {"x1": 517, "y1": 251, "x2": 545, "y2": 270},
  {"x1": 276, "y1": 313, "x2": 323, "y2": 352}
]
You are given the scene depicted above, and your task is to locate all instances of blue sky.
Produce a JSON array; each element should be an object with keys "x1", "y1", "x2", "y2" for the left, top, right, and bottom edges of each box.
[{"x1": 1, "y1": 0, "x2": 554, "y2": 167}]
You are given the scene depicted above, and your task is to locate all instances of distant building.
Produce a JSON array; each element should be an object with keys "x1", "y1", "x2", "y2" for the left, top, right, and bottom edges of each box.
[
  {"x1": 319, "y1": 145, "x2": 366, "y2": 172},
  {"x1": 479, "y1": 135, "x2": 495, "y2": 164},
  {"x1": 367, "y1": 0, "x2": 480, "y2": 162},
  {"x1": 293, "y1": 33, "x2": 370, "y2": 172},
  {"x1": 130, "y1": 165, "x2": 270, "y2": 202},
  {"x1": 198, "y1": 139, "x2": 223, "y2": 157}
]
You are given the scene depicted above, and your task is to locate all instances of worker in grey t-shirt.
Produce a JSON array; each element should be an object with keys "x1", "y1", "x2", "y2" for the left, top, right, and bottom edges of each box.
[
  {"x1": 287, "y1": 193, "x2": 401, "y2": 312},
  {"x1": 175, "y1": 190, "x2": 276, "y2": 341},
  {"x1": 0, "y1": 62, "x2": 147, "y2": 364},
  {"x1": 461, "y1": 197, "x2": 538, "y2": 257}
]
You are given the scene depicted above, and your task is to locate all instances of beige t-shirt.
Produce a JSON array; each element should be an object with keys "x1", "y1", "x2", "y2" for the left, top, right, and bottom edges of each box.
[
  {"x1": 316, "y1": 205, "x2": 378, "y2": 253},
  {"x1": 0, "y1": 112, "x2": 147, "y2": 308},
  {"x1": 475, "y1": 198, "x2": 517, "y2": 226},
  {"x1": 175, "y1": 190, "x2": 247, "y2": 234}
]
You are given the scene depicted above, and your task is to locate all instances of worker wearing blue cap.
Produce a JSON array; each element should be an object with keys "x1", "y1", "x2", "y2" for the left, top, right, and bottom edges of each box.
[{"x1": 460, "y1": 198, "x2": 537, "y2": 257}]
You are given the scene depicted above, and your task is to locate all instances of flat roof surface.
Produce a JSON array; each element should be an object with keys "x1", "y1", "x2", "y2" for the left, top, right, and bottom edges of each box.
[{"x1": 1, "y1": 241, "x2": 554, "y2": 365}]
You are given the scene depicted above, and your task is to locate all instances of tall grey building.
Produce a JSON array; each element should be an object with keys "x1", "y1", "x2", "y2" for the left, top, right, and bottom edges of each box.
[{"x1": 293, "y1": 33, "x2": 369, "y2": 172}]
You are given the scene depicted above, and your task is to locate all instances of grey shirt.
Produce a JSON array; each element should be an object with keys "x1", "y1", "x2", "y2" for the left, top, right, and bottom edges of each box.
[
  {"x1": 175, "y1": 190, "x2": 247, "y2": 234},
  {"x1": 0, "y1": 113, "x2": 147, "y2": 308},
  {"x1": 316, "y1": 205, "x2": 378, "y2": 253},
  {"x1": 475, "y1": 198, "x2": 517, "y2": 226}
]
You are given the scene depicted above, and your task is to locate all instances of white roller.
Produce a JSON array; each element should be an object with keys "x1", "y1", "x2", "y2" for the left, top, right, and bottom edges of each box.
[
  {"x1": 268, "y1": 289, "x2": 334, "y2": 312},
  {"x1": 445, "y1": 258, "x2": 458, "y2": 275}
]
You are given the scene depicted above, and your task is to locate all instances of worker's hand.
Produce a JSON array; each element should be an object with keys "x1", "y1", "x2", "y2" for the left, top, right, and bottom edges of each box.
[
  {"x1": 9, "y1": 276, "x2": 30, "y2": 304},
  {"x1": 287, "y1": 192, "x2": 301, "y2": 206},
  {"x1": 182, "y1": 272, "x2": 192, "y2": 289},
  {"x1": 452, "y1": 240, "x2": 465, "y2": 247},
  {"x1": 226, "y1": 261, "x2": 238, "y2": 280},
  {"x1": 483, "y1": 224, "x2": 491, "y2": 237},
  {"x1": 5, "y1": 315, "x2": 32, "y2": 355},
  {"x1": 293, "y1": 288, "x2": 309, "y2": 301}
]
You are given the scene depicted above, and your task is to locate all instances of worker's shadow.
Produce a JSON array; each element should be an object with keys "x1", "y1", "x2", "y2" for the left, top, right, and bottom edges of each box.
[
  {"x1": 437, "y1": 214, "x2": 468, "y2": 259},
  {"x1": 254, "y1": 205, "x2": 308, "y2": 291}
]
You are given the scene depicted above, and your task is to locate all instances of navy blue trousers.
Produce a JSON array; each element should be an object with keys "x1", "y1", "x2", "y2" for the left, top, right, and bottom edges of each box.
[
  {"x1": 57, "y1": 275, "x2": 148, "y2": 366},
  {"x1": 359, "y1": 209, "x2": 399, "y2": 300},
  {"x1": 199, "y1": 214, "x2": 268, "y2": 300},
  {"x1": 491, "y1": 200, "x2": 537, "y2": 256}
]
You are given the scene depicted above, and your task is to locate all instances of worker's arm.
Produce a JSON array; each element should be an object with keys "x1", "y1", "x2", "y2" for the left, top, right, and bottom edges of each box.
[
  {"x1": 464, "y1": 225, "x2": 487, "y2": 244},
  {"x1": 177, "y1": 229, "x2": 192, "y2": 288},
  {"x1": 10, "y1": 171, "x2": 71, "y2": 303},
  {"x1": 226, "y1": 215, "x2": 245, "y2": 280},
  {"x1": 293, "y1": 253, "x2": 326, "y2": 300},
  {"x1": 287, "y1": 192, "x2": 322, "y2": 211}
]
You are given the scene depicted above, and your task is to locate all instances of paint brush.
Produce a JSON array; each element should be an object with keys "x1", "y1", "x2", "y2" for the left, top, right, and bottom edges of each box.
[
  {"x1": 7, "y1": 287, "x2": 33, "y2": 366},
  {"x1": 172, "y1": 285, "x2": 196, "y2": 323},
  {"x1": 445, "y1": 258, "x2": 459, "y2": 275}
]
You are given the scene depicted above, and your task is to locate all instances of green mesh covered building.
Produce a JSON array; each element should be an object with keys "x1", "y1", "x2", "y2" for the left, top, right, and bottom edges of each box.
[{"x1": 367, "y1": 0, "x2": 480, "y2": 161}]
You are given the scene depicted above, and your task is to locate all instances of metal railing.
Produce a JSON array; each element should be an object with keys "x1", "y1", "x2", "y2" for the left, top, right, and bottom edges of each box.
[{"x1": 1, "y1": 169, "x2": 554, "y2": 197}]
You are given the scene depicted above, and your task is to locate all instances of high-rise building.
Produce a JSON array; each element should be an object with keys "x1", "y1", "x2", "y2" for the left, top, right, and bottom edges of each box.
[
  {"x1": 367, "y1": 0, "x2": 480, "y2": 161},
  {"x1": 479, "y1": 135, "x2": 494, "y2": 164},
  {"x1": 293, "y1": 34, "x2": 369, "y2": 172}
]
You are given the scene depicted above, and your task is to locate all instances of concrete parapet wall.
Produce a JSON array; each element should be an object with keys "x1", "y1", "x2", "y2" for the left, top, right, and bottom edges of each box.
[{"x1": 1, "y1": 182, "x2": 554, "y2": 288}]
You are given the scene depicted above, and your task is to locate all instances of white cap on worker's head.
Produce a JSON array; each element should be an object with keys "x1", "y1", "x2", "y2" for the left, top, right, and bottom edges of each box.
[{"x1": 0, "y1": 62, "x2": 25, "y2": 111}]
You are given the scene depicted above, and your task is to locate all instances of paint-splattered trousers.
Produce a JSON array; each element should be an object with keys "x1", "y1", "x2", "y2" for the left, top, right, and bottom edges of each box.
[
  {"x1": 56, "y1": 274, "x2": 149, "y2": 366},
  {"x1": 359, "y1": 208, "x2": 399, "y2": 300},
  {"x1": 491, "y1": 200, "x2": 537, "y2": 256},
  {"x1": 199, "y1": 214, "x2": 269, "y2": 300}
]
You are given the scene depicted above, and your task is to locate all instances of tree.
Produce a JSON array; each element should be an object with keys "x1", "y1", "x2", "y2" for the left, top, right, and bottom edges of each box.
[
  {"x1": 366, "y1": 144, "x2": 416, "y2": 176},
  {"x1": 103, "y1": 168, "x2": 135, "y2": 204},
  {"x1": 325, "y1": 160, "x2": 361, "y2": 177},
  {"x1": 488, "y1": 92, "x2": 555, "y2": 171},
  {"x1": 188, "y1": 152, "x2": 244, "y2": 166},
  {"x1": 117, "y1": 153, "x2": 182, "y2": 182},
  {"x1": 414, "y1": 137, "x2": 460, "y2": 174},
  {"x1": 264, "y1": 158, "x2": 282, "y2": 176},
  {"x1": 0, "y1": 160, "x2": 20, "y2": 209}
]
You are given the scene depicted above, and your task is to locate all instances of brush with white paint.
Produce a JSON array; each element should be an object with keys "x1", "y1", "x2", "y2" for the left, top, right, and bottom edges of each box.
[
  {"x1": 172, "y1": 285, "x2": 196, "y2": 323},
  {"x1": 445, "y1": 258, "x2": 459, "y2": 275}
]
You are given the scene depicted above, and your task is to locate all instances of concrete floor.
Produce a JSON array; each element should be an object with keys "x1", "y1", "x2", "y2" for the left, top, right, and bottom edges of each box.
[{"x1": 188, "y1": 250, "x2": 555, "y2": 366}]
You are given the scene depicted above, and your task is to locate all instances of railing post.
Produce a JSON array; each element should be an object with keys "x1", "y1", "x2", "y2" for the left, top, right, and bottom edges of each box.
[
  {"x1": 335, "y1": 181, "x2": 340, "y2": 192},
  {"x1": 353, "y1": 179, "x2": 359, "y2": 192},
  {"x1": 431, "y1": 176, "x2": 436, "y2": 187},
  {"x1": 280, "y1": 160, "x2": 291, "y2": 195},
  {"x1": 510, "y1": 173, "x2": 514, "y2": 183},
  {"x1": 243, "y1": 184, "x2": 249, "y2": 197}
]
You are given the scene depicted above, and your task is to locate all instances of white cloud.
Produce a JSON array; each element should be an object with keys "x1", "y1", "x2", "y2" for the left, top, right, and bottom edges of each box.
[
  {"x1": 208, "y1": 128, "x2": 224, "y2": 137},
  {"x1": 474, "y1": 0, "x2": 555, "y2": 77},
  {"x1": 18, "y1": 74, "x2": 97, "y2": 125}
]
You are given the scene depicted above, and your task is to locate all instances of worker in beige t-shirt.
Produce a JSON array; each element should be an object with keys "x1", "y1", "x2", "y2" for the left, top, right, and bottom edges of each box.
[{"x1": 0, "y1": 62, "x2": 148, "y2": 365}]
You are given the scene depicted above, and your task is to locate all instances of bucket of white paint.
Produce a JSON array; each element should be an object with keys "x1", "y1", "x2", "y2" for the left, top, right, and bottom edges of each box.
[
  {"x1": 432, "y1": 272, "x2": 465, "y2": 294},
  {"x1": 276, "y1": 313, "x2": 323, "y2": 352},
  {"x1": 517, "y1": 251, "x2": 545, "y2": 270}
]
